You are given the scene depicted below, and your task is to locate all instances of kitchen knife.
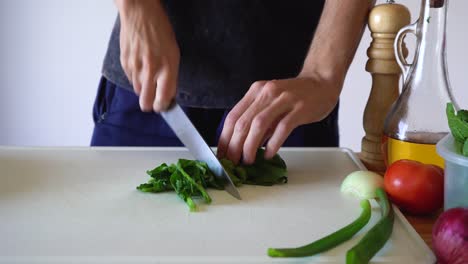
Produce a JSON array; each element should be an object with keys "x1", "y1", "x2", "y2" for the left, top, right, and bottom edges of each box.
[{"x1": 161, "y1": 102, "x2": 241, "y2": 200}]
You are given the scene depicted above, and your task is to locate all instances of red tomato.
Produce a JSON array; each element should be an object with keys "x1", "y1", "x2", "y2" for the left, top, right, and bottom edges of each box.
[{"x1": 384, "y1": 159, "x2": 444, "y2": 215}]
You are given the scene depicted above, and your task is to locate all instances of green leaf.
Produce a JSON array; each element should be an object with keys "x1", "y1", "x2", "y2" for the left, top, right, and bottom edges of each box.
[
  {"x1": 244, "y1": 164, "x2": 287, "y2": 186},
  {"x1": 463, "y1": 138, "x2": 468, "y2": 157},
  {"x1": 235, "y1": 166, "x2": 248, "y2": 182},
  {"x1": 147, "y1": 163, "x2": 171, "y2": 179},
  {"x1": 254, "y1": 148, "x2": 287, "y2": 170},
  {"x1": 446, "y1": 103, "x2": 468, "y2": 143},
  {"x1": 204, "y1": 169, "x2": 224, "y2": 190},
  {"x1": 242, "y1": 150, "x2": 288, "y2": 186},
  {"x1": 137, "y1": 163, "x2": 173, "y2": 192},
  {"x1": 220, "y1": 159, "x2": 243, "y2": 186},
  {"x1": 176, "y1": 160, "x2": 212, "y2": 203},
  {"x1": 458, "y1": 110, "x2": 468, "y2": 122}
]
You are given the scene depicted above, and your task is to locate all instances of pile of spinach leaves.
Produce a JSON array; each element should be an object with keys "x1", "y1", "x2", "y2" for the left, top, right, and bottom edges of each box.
[{"x1": 137, "y1": 149, "x2": 287, "y2": 211}]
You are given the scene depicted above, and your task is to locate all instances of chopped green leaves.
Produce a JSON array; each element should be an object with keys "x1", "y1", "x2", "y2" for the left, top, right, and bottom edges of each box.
[
  {"x1": 137, "y1": 160, "x2": 214, "y2": 211},
  {"x1": 137, "y1": 149, "x2": 287, "y2": 211}
]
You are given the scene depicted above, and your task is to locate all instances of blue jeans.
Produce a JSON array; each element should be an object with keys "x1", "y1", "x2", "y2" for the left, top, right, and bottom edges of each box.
[{"x1": 91, "y1": 77, "x2": 339, "y2": 147}]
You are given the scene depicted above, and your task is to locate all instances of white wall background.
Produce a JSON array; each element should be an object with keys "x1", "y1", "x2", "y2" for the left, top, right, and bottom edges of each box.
[{"x1": 1, "y1": 0, "x2": 467, "y2": 150}]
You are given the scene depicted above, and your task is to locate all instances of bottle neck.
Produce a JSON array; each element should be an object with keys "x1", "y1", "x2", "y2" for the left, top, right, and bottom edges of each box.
[{"x1": 417, "y1": 0, "x2": 448, "y2": 67}]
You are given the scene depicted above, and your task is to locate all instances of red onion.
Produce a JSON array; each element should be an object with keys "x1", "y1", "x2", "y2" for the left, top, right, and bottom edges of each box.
[{"x1": 432, "y1": 207, "x2": 468, "y2": 264}]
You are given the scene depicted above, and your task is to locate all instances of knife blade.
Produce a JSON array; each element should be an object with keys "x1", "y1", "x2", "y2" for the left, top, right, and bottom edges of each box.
[{"x1": 161, "y1": 102, "x2": 241, "y2": 200}]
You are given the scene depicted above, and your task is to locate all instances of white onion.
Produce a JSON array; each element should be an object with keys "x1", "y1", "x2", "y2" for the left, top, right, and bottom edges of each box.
[{"x1": 340, "y1": 171, "x2": 384, "y2": 199}]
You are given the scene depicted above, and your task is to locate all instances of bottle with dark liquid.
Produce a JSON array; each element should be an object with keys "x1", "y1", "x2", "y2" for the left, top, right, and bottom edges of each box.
[{"x1": 383, "y1": 0, "x2": 458, "y2": 168}]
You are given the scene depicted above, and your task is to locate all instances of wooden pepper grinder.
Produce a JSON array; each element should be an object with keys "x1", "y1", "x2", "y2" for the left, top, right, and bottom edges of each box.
[{"x1": 360, "y1": 0, "x2": 411, "y2": 173}]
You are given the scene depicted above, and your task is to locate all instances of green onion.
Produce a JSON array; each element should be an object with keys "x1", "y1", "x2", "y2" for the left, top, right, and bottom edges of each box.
[
  {"x1": 346, "y1": 187, "x2": 394, "y2": 264},
  {"x1": 268, "y1": 199, "x2": 371, "y2": 258}
]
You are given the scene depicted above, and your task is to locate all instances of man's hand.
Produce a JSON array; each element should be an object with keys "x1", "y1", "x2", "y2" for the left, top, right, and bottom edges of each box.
[
  {"x1": 116, "y1": 0, "x2": 179, "y2": 112},
  {"x1": 217, "y1": 0, "x2": 373, "y2": 164},
  {"x1": 217, "y1": 74, "x2": 342, "y2": 165}
]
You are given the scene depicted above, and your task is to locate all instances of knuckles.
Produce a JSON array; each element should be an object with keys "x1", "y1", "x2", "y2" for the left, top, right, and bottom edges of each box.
[
  {"x1": 263, "y1": 81, "x2": 281, "y2": 97},
  {"x1": 250, "y1": 81, "x2": 265, "y2": 93},
  {"x1": 255, "y1": 80, "x2": 296, "y2": 104},
  {"x1": 234, "y1": 118, "x2": 249, "y2": 135},
  {"x1": 251, "y1": 115, "x2": 267, "y2": 131},
  {"x1": 294, "y1": 100, "x2": 306, "y2": 111}
]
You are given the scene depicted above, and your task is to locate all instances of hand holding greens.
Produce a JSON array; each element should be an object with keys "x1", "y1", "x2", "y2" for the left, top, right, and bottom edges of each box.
[{"x1": 137, "y1": 149, "x2": 287, "y2": 211}]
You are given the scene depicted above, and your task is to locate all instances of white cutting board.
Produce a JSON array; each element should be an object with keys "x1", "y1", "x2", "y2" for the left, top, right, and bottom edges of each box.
[{"x1": 0, "y1": 147, "x2": 435, "y2": 264}]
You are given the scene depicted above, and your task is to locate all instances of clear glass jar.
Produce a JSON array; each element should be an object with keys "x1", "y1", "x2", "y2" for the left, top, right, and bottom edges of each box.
[{"x1": 383, "y1": 0, "x2": 458, "y2": 168}]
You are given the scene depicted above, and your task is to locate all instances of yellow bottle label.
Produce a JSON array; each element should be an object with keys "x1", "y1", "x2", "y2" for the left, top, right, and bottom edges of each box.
[{"x1": 386, "y1": 137, "x2": 444, "y2": 168}]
